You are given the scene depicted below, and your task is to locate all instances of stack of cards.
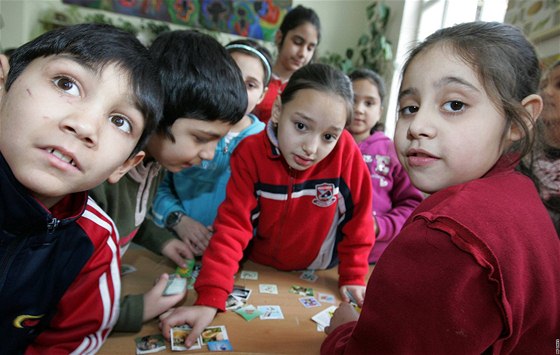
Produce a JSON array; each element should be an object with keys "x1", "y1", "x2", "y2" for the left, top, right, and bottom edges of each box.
[
  {"x1": 162, "y1": 274, "x2": 187, "y2": 296},
  {"x1": 225, "y1": 285, "x2": 252, "y2": 311}
]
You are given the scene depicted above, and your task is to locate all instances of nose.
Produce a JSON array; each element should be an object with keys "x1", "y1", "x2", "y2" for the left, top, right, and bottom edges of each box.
[
  {"x1": 406, "y1": 108, "x2": 436, "y2": 140},
  {"x1": 302, "y1": 135, "x2": 319, "y2": 156},
  {"x1": 199, "y1": 142, "x2": 217, "y2": 161},
  {"x1": 60, "y1": 112, "x2": 101, "y2": 147}
]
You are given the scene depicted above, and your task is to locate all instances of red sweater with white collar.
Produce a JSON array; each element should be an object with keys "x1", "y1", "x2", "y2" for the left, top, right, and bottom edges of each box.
[{"x1": 195, "y1": 126, "x2": 375, "y2": 310}]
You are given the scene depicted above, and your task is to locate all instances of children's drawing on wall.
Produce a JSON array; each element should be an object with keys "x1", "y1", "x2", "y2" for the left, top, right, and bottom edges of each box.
[{"x1": 62, "y1": 0, "x2": 291, "y2": 41}]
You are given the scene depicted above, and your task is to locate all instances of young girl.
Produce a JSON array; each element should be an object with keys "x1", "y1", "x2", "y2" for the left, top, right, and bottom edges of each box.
[
  {"x1": 348, "y1": 68, "x2": 423, "y2": 263},
  {"x1": 150, "y1": 39, "x2": 272, "y2": 256},
  {"x1": 519, "y1": 60, "x2": 560, "y2": 235},
  {"x1": 322, "y1": 22, "x2": 560, "y2": 353},
  {"x1": 252, "y1": 5, "x2": 321, "y2": 123},
  {"x1": 161, "y1": 63, "x2": 375, "y2": 347}
]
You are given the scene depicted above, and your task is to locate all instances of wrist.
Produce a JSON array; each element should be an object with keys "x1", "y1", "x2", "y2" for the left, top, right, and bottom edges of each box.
[{"x1": 165, "y1": 211, "x2": 184, "y2": 230}]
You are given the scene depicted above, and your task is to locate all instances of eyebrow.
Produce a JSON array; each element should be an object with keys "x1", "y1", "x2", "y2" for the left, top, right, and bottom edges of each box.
[
  {"x1": 398, "y1": 76, "x2": 480, "y2": 100},
  {"x1": 193, "y1": 129, "x2": 224, "y2": 140},
  {"x1": 298, "y1": 114, "x2": 343, "y2": 134}
]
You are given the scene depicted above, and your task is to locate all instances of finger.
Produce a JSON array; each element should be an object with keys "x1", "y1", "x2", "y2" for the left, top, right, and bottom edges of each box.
[
  {"x1": 186, "y1": 322, "x2": 205, "y2": 348},
  {"x1": 169, "y1": 252, "x2": 187, "y2": 268},
  {"x1": 153, "y1": 273, "x2": 169, "y2": 291}
]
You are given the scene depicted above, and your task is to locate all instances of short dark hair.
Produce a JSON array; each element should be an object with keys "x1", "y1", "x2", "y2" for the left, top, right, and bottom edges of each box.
[
  {"x1": 6, "y1": 23, "x2": 163, "y2": 157},
  {"x1": 281, "y1": 63, "x2": 353, "y2": 126},
  {"x1": 278, "y1": 5, "x2": 321, "y2": 47},
  {"x1": 149, "y1": 30, "x2": 247, "y2": 142},
  {"x1": 401, "y1": 21, "x2": 541, "y2": 158}
]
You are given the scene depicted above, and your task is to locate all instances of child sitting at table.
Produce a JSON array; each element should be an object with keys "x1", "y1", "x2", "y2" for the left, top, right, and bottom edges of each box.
[
  {"x1": 90, "y1": 30, "x2": 248, "y2": 332},
  {"x1": 150, "y1": 39, "x2": 272, "y2": 256},
  {"x1": 0, "y1": 24, "x2": 162, "y2": 353},
  {"x1": 347, "y1": 68, "x2": 423, "y2": 263},
  {"x1": 160, "y1": 63, "x2": 375, "y2": 348},
  {"x1": 322, "y1": 21, "x2": 560, "y2": 354}
]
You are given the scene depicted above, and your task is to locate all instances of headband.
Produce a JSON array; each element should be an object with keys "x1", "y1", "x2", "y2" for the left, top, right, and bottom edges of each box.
[{"x1": 226, "y1": 43, "x2": 272, "y2": 85}]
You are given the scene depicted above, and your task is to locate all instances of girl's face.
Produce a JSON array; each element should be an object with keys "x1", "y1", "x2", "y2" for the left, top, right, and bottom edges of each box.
[
  {"x1": 540, "y1": 65, "x2": 560, "y2": 147},
  {"x1": 394, "y1": 45, "x2": 513, "y2": 194},
  {"x1": 276, "y1": 22, "x2": 318, "y2": 75},
  {"x1": 230, "y1": 51, "x2": 267, "y2": 115},
  {"x1": 272, "y1": 89, "x2": 347, "y2": 171},
  {"x1": 348, "y1": 78, "x2": 383, "y2": 142}
]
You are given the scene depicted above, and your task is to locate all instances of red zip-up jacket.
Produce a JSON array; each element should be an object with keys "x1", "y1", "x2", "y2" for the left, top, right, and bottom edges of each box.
[{"x1": 195, "y1": 125, "x2": 375, "y2": 310}]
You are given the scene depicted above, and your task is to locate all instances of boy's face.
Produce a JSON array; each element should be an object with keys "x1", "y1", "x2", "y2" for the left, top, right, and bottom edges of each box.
[
  {"x1": 147, "y1": 118, "x2": 231, "y2": 173},
  {"x1": 0, "y1": 55, "x2": 145, "y2": 208}
]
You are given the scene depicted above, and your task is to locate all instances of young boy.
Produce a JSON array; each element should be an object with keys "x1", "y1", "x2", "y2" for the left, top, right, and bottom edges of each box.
[
  {"x1": 0, "y1": 24, "x2": 162, "y2": 353},
  {"x1": 89, "y1": 29, "x2": 248, "y2": 332}
]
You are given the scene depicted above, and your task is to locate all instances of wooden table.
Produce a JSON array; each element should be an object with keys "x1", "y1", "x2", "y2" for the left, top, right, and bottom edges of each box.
[{"x1": 98, "y1": 247, "x2": 374, "y2": 354}]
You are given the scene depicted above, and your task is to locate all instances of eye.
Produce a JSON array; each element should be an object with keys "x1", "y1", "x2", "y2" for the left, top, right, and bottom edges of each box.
[
  {"x1": 193, "y1": 135, "x2": 209, "y2": 144},
  {"x1": 110, "y1": 115, "x2": 132, "y2": 133},
  {"x1": 365, "y1": 100, "x2": 374, "y2": 108},
  {"x1": 399, "y1": 105, "x2": 419, "y2": 116},
  {"x1": 442, "y1": 100, "x2": 466, "y2": 113},
  {"x1": 295, "y1": 121, "x2": 306, "y2": 131},
  {"x1": 323, "y1": 133, "x2": 337, "y2": 143},
  {"x1": 53, "y1": 76, "x2": 80, "y2": 96}
]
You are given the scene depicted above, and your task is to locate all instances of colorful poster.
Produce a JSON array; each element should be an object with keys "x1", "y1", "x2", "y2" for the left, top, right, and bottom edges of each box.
[{"x1": 62, "y1": 0, "x2": 292, "y2": 41}]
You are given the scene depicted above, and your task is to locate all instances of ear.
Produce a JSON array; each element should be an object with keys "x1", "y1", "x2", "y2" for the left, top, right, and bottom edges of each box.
[
  {"x1": 106, "y1": 151, "x2": 146, "y2": 184},
  {"x1": 509, "y1": 94, "x2": 543, "y2": 141},
  {"x1": 0, "y1": 54, "x2": 10, "y2": 92},
  {"x1": 257, "y1": 87, "x2": 268, "y2": 105},
  {"x1": 270, "y1": 96, "x2": 282, "y2": 125},
  {"x1": 274, "y1": 30, "x2": 283, "y2": 46}
]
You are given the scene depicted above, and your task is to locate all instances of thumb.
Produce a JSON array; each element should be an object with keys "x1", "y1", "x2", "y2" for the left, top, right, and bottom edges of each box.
[{"x1": 153, "y1": 273, "x2": 170, "y2": 293}]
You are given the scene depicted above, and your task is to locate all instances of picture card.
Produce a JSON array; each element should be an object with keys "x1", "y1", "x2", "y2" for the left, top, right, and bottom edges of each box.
[
  {"x1": 231, "y1": 285, "x2": 252, "y2": 302},
  {"x1": 200, "y1": 325, "x2": 229, "y2": 345},
  {"x1": 289, "y1": 284, "x2": 314, "y2": 297},
  {"x1": 299, "y1": 296, "x2": 321, "y2": 308},
  {"x1": 318, "y1": 292, "x2": 336, "y2": 304},
  {"x1": 121, "y1": 264, "x2": 137, "y2": 276},
  {"x1": 300, "y1": 270, "x2": 318, "y2": 283},
  {"x1": 311, "y1": 305, "x2": 337, "y2": 328},
  {"x1": 234, "y1": 304, "x2": 262, "y2": 321},
  {"x1": 208, "y1": 339, "x2": 233, "y2": 351},
  {"x1": 225, "y1": 294, "x2": 244, "y2": 311},
  {"x1": 239, "y1": 270, "x2": 258, "y2": 280},
  {"x1": 259, "y1": 283, "x2": 279, "y2": 294},
  {"x1": 170, "y1": 325, "x2": 201, "y2": 351},
  {"x1": 135, "y1": 334, "x2": 166, "y2": 354},
  {"x1": 175, "y1": 259, "x2": 196, "y2": 278},
  {"x1": 163, "y1": 274, "x2": 187, "y2": 296},
  {"x1": 257, "y1": 305, "x2": 284, "y2": 320}
]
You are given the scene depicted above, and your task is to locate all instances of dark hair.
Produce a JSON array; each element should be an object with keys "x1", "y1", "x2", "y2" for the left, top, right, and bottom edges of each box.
[
  {"x1": 226, "y1": 39, "x2": 273, "y2": 86},
  {"x1": 401, "y1": 21, "x2": 541, "y2": 158},
  {"x1": 281, "y1": 63, "x2": 353, "y2": 126},
  {"x1": 278, "y1": 5, "x2": 321, "y2": 47},
  {"x1": 349, "y1": 68, "x2": 386, "y2": 132},
  {"x1": 149, "y1": 30, "x2": 247, "y2": 142},
  {"x1": 6, "y1": 23, "x2": 163, "y2": 157}
]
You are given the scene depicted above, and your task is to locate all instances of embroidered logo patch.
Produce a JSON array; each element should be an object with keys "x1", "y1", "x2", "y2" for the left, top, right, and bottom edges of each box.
[
  {"x1": 13, "y1": 314, "x2": 44, "y2": 328},
  {"x1": 312, "y1": 183, "x2": 337, "y2": 207}
]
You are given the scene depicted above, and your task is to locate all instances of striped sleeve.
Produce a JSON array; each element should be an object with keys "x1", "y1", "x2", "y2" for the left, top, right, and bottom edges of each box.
[{"x1": 27, "y1": 198, "x2": 121, "y2": 354}]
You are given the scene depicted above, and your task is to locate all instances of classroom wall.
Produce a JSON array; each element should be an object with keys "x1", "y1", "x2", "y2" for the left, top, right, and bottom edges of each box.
[{"x1": 0, "y1": 0, "x2": 405, "y2": 66}]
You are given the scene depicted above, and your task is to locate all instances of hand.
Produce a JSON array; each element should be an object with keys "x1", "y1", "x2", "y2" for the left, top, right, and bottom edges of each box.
[
  {"x1": 161, "y1": 239, "x2": 194, "y2": 268},
  {"x1": 339, "y1": 285, "x2": 366, "y2": 307},
  {"x1": 324, "y1": 302, "x2": 359, "y2": 335},
  {"x1": 160, "y1": 305, "x2": 218, "y2": 348},
  {"x1": 173, "y1": 215, "x2": 213, "y2": 256},
  {"x1": 143, "y1": 273, "x2": 187, "y2": 322}
]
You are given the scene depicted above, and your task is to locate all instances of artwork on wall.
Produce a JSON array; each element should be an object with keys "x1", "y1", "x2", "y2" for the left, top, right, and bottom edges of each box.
[
  {"x1": 62, "y1": 0, "x2": 292, "y2": 42},
  {"x1": 505, "y1": 0, "x2": 560, "y2": 43}
]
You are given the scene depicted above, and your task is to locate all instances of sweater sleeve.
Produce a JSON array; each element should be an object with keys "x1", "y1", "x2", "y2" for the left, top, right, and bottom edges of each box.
[
  {"x1": 27, "y1": 204, "x2": 121, "y2": 354},
  {"x1": 134, "y1": 218, "x2": 177, "y2": 255},
  {"x1": 336, "y1": 140, "x2": 376, "y2": 286},
  {"x1": 194, "y1": 144, "x2": 259, "y2": 311},
  {"x1": 151, "y1": 171, "x2": 185, "y2": 227},
  {"x1": 112, "y1": 294, "x2": 144, "y2": 332},
  {"x1": 321, "y1": 218, "x2": 503, "y2": 354}
]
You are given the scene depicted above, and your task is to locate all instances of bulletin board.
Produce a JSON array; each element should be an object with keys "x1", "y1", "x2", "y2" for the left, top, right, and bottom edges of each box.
[{"x1": 62, "y1": 0, "x2": 292, "y2": 42}]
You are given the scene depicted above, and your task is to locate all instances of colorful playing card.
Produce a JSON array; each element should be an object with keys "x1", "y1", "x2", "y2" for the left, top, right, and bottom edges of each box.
[
  {"x1": 318, "y1": 292, "x2": 336, "y2": 304},
  {"x1": 162, "y1": 274, "x2": 186, "y2": 296},
  {"x1": 231, "y1": 286, "x2": 252, "y2": 302},
  {"x1": 208, "y1": 339, "x2": 233, "y2": 351},
  {"x1": 259, "y1": 284, "x2": 279, "y2": 294},
  {"x1": 135, "y1": 334, "x2": 166, "y2": 354},
  {"x1": 225, "y1": 294, "x2": 244, "y2": 310},
  {"x1": 300, "y1": 270, "x2": 318, "y2": 282},
  {"x1": 235, "y1": 304, "x2": 262, "y2": 321},
  {"x1": 289, "y1": 284, "x2": 314, "y2": 296},
  {"x1": 311, "y1": 305, "x2": 337, "y2": 328},
  {"x1": 200, "y1": 326, "x2": 228, "y2": 345},
  {"x1": 299, "y1": 296, "x2": 321, "y2": 308},
  {"x1": 239, "y1": 270, "x2": 258, "y2": 280},
  {"x1": 170, "y1": 325, "x2": 201, "y2": 351},
  {"x1": 257, "y1": 305, "x2": 284, "y2": 320},
  {"x1": 175, "y1": 259, "x2": 196, "y2": 278}
]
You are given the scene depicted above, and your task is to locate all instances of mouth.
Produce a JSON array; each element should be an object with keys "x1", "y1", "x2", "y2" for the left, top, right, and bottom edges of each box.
[
  {"x1": 406, "y1": 148, "x2": 439, "y2": 166},
  {"x1": 46, "y1": 147, "x2": 79, "y2": 169},
  {"x1": 293, "y1": 154, "x2": 314, "y2": 167}
]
